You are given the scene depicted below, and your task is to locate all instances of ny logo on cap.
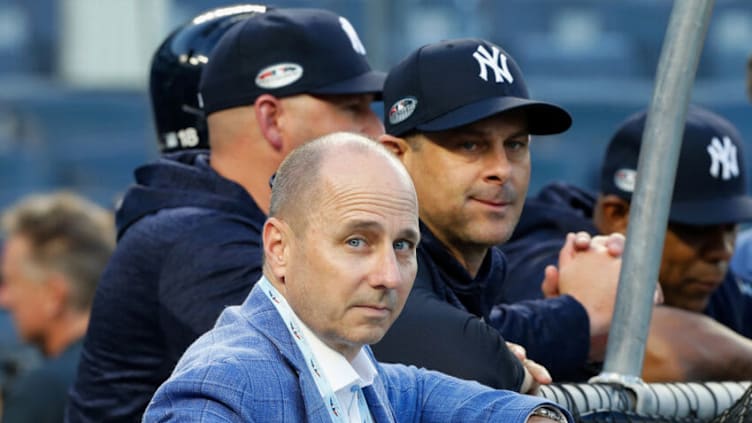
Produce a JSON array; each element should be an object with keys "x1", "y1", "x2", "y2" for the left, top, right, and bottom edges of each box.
[
  {"x1": 339, "y1": 17, "x2": 366, "y2": 55},
  {"x1": 472, "y1": 45, "x2": 514, "y2": 84},
  {"x1": 707, "y1": 136, "x2": 739, "y2": 180}
]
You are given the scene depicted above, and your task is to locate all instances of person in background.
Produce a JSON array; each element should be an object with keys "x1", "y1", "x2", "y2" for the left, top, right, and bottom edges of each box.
[
  {"x1": 0, "y1": 244, "x2": 41, "y2": 407},
  {"x1": 728, "y1": 53, "x2": 752, "y2": 284},
  {"x1": 143, "y1": 132, "x2": 572, "y2": 423},
  {"x1": 372, "y1": 38, "x2": 627, "y2": 385},
  {"x1": 69, "y1": 6, "x2": 387, "y2": 421},
  {"x1": 499, "y1": 105, "x2": 752, "y2": 381},
  {"x1": 0, "y1": 192, "x2": 114, "y2": 422}
]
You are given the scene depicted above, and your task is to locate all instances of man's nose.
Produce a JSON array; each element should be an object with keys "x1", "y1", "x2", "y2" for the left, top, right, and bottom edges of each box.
[
  {"x1": 372, "y1": 248, "x2": 402, "y2": 289},
  {"x1": 703, "y1": 226, "x2": 735, "y2": 262},
  {"x1": 484, "y1": 144, "x2": 512, "y2": 185}
]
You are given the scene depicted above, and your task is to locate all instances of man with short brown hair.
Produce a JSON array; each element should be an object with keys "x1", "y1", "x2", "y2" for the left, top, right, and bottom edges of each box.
[
  {"x1": 373, "y1": 38, "x2": 625, "y2": 385},
  {"x1": 1, "y1": 192, "x2": 114, "y2": 422}
]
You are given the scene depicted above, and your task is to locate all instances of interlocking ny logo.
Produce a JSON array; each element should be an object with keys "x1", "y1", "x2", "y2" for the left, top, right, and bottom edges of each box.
[
  {"x1": 472, "y1": 45, "x2": 514, "y2": 83},
  {"x1": 707, "y1": 136, "x2": 739, "y2": 180},
  {"x1": 339, "y1": 17, "x2": 366, "y2": 55}
]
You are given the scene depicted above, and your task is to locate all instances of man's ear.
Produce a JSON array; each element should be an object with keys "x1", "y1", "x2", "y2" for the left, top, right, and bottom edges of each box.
[
  {"x1": 378, "y1": 134, "x2": 410, "y2": 160},
  {"x1": 44, "y1": 273, "x2": 71, "y2": 317},
  {"x1": 263, "y1": 217, "x2": 290, "y2": 283},
  {"x1": 594, "y1": 194, "x2": 630, "y2": 235},
  {"x1": 255, "y1": 94, "x2": 284, "y2": 152}
]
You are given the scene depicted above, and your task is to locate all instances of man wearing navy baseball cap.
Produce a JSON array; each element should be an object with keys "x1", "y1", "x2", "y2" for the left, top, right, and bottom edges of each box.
[
  {"x1": 726, "y1": 58, "x2": 752, "y2": 289},
  {"x1": 69, "y1": 7, "x2": 386, "y2": 421},
  {"x1": 600, "y1": 106, "x2": 752, "y2": 229},
  {"x1": 372, "y1": 38, "x2": 626, "y2": 386},
  {"x1": 197, "y1": 7, "x2": 384, "y2": 213},
  {"x1": 499, "y1": 104, "x2": 752, "y2": 381}
]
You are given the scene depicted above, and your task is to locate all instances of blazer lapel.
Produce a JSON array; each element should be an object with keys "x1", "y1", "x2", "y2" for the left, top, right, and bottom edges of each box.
[
  {"x1": 245, "y1": 286, "x2": 333, "y2": 422},
  {"x1": 362, "y1": 380, "x2": 397, "y2": 423},
  {"x1": 245, "y1": 286, "x2": 397, "y2": 423}
]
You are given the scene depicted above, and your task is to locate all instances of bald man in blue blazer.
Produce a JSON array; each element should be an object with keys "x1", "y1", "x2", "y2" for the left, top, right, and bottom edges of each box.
[{"x1": 143, "y1": 134, "x2": 570, "y2": 422}]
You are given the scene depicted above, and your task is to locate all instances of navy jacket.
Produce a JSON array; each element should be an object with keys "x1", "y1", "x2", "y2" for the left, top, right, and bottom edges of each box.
[
  {"x1": 67, "y1": 151, "x2": 267, "y2": 422},
  {"x1": 705, "y1": 273, "x2": 752, "y2": 338},
  {"x1": 372, "y1": 222, "x2": 590, "y2": 387},
  {"x1": 4, "y1": 340, "x2": 82, "y2": 423},
  {"x1": 500, "y1": 181, "x2": 752, "y2": 338},
  {"x1": 144, "y1": 281, "x2": 571, "y2": 422}
]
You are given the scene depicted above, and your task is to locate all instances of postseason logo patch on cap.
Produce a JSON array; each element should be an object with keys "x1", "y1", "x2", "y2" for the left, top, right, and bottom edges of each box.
[
  {"x1": 614, "y1": 168, "x2": 636, "y2": 193},
  {"x1": 388, "y1": 97, "x2": 418, "y2": 125},
  {"x1": 255, "y1": 63, "x2": 304, "y2": 89}
]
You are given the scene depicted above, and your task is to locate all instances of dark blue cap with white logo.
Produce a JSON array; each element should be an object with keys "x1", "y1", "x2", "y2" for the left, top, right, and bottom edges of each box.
[
  {"x1": 600, "y1": 105, "x2": 752, "y2": 225},
  {"x1": 199, "y1": 8, "x2": 385, "y2": 115},
  {"x1": 383, "y1": 38, "x2": 572, "y2": 137}
]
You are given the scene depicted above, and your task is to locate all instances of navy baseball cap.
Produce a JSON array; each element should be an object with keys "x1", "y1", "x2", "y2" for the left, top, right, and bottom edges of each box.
[
  {"x1": 600, "y1": 105, "x2": 752, "y2": 225},
  {"x1": 199, "y1": 8, "x2": 385, "y2": 115},
  {"x1": 384, "y1": 38, "x2": 572, "y2": 137}
]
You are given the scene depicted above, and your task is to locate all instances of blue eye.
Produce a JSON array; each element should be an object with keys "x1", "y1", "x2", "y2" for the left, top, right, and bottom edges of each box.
[
  {"x1": 347, "y1": 238, "x2": 364, "y2": 248},
  {"x1": 393, "y1": 240, "x2": 412, "y2": 251}
]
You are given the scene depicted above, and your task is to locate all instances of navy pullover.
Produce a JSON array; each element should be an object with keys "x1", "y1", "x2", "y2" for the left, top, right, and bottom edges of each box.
[
  {"x1": 67, "y1": 151, "x2": 266, "y2": 422},
  {"x1": 373, "y1": 222, "x2": 591, "y2": 387}
]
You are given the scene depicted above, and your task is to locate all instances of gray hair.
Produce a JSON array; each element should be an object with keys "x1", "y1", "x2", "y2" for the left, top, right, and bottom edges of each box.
[{"x1": 2, "y1": 191, "x2": 115, "y2": 311}]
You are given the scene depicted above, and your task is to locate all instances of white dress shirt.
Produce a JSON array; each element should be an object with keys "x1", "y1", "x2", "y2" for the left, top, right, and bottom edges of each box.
[{"x1": 293, "y1": 312, "x2": 377, "y2": 423}]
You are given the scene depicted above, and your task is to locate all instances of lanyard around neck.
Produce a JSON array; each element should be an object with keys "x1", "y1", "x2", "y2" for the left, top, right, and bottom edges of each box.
[{"x1": 259, "y1": 277, "x2": 374, "y2": 423}]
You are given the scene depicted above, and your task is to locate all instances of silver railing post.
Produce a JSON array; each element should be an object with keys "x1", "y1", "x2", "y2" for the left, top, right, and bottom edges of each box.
[{"x1": 595, "y1": 0, "x2": 716, "y2": 383}]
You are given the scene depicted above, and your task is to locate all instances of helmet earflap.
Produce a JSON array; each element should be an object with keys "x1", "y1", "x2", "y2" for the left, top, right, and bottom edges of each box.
[{"x1": 149, "y1": 5, "x2": 268, "y2": 153}]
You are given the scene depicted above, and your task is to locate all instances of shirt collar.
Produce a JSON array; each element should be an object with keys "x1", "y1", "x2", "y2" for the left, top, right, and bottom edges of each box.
[
  {"x1": 418, "y1": 220, "x2": 503, "y2": 289},
  {"x1": 291, "y1": 310, "x2": 377, "y2": 393}
]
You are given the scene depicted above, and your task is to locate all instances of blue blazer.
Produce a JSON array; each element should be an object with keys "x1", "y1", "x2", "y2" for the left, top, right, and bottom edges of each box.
[{"x1": 143, "y1": 284, "x2": 570, "y2": 422}]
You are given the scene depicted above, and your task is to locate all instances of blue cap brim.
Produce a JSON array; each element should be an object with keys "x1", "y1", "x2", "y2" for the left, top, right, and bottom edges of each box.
[
  {"x1": 309, "y1": 70, "x2": 386, "y2": 100},
  {"x1": 670, "y1": 195, "x2": 752, "y2": 225},
  {"x1": 416, "y1": 96, "x2": 572, "y2": 135}
]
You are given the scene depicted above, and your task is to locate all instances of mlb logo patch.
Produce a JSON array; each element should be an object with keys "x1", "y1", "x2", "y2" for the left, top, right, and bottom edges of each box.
[{"x1": 388, "y1": 97, "x2": 418, "y2": 125}]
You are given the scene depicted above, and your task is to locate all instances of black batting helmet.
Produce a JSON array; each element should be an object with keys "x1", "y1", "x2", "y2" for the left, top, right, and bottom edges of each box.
[{"x1": 149, "y1": 4, "x2": 268, "y2": 153}]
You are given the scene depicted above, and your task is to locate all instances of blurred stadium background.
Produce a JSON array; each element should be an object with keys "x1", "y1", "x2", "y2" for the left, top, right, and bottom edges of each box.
[{"x1": 0, "y1": 0, "x2": 749, "y2": 210}]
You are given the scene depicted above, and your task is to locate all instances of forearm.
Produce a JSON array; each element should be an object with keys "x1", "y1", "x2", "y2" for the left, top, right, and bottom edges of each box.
[
  {"x1": 383, "y1": 365, "x2": 572, "y2": 422},
  {"x1": 643, "y1": 306, "x2": 752, "y2": 381}
]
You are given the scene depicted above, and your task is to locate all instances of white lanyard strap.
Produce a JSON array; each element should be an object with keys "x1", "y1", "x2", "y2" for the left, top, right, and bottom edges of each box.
[{"x1": 259, "y1": 277, "x2": 373, "y2": 423}]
